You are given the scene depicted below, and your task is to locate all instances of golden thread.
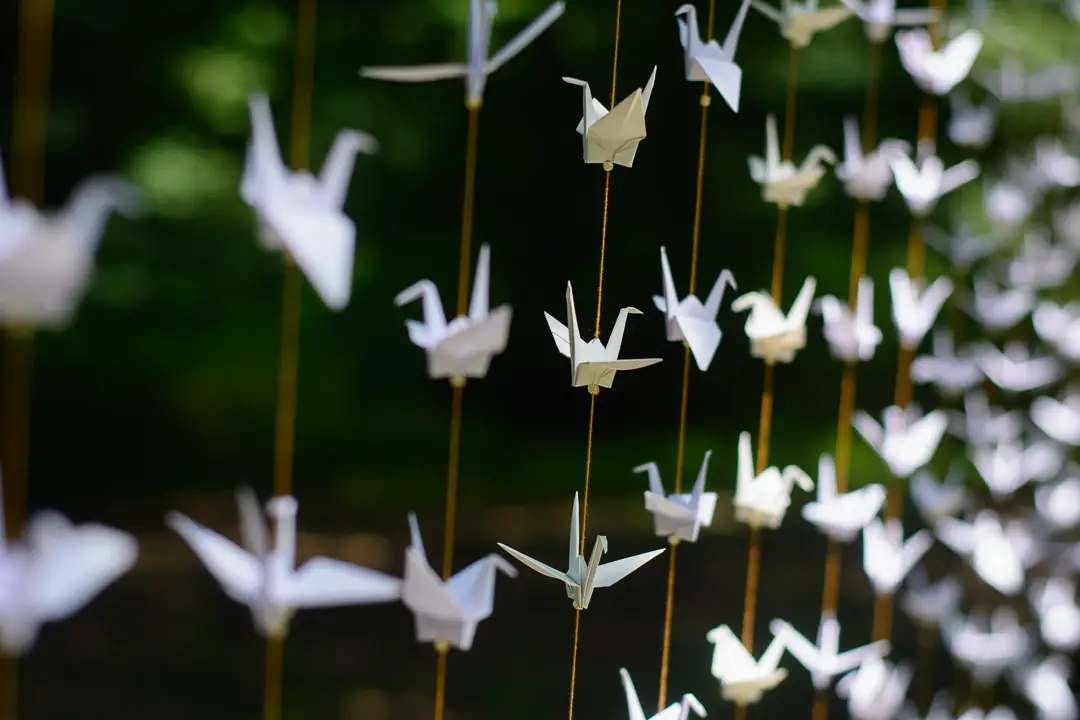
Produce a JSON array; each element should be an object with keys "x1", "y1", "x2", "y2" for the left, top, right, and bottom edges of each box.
[
  {"x1": 433, "y1": 650, "x2": 448, "y2": 720},
  {"x1": 568, "y1": 608, "x2": 582, "y2": 720},
  {"x1": 657, "y1": 541, "x2": 680, "y2": 710},
  {"x1": 595, "y1": 172, "x2": 610, "y2": 338},
  {"x1": 441, "y1": 385, "x2": 465, "y2": 581},
  {"x1": 262, "y1": 636, "x2": 285, "y2": 720},
  {"x1": 455, "y1": 106, "x2": 481, "y2": 317},
  {"x1": 581, "y1": 394, "x2": 596, "y2": 553}
]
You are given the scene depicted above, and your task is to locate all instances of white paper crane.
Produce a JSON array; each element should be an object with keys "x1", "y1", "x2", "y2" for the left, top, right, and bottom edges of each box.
[
  {"x1": 0, "y1": 473, "x2": 138, "y2": 655},
  {"x1": 840, "y1": 0, "x2": 941, "y2": 43},
  {"x1": 1032, "y1": 393, "x2": 1080, "y2": 446},
  {"x1": 750, "y1": 0, "x2": 853, "y2": 48},
  {"x1": 836, "y1": 657, "x2": 913, "y2": 720},
  {"x1": 402, "y1": 513, "x2": 516, "y2": 652},
  {"x1": 801, "y1": 453, "x2": 886, "y2": 542},
  {"x1": 815, "y1": 275, "x2": 883, "y2": 362},
  {"x1": 900, "y1": 570, "x2": 961, "y2": 630},
  {"x1": 862, "y1": 518, "x2": 933, "y2": 596},
  {"x1": 984, "y1": 180, "x2": 1033, "y2": 228},
  {"x1": 394, "y1": 244, "x2": 512, "y2": 385},
  {"x1": 909, "y1": 465, "x2": 969, "y2": 523},
  {"x1": 359, "y1": 0, "x2": 565, "y2": 109},
  {"x1": 770, "y1": 613, "x2": 891, "y2": 690},
  {"x1": 0, "y1": 149, "x2": 142, "y2": 329},
  {"x1": 889, "y1": 268, "x2": 954, "y2": 350},
  {"x1": 620, "y1": 667, "x2": 707, "y2": 720},
  {"x1": 166, "y1": 490, "x2": 401, "y2": 638},
  {"x1": 706, "y1": 624, "x2": 788, "y2": 706},
  {"x1": 731, "y1": 276, "x2": 817, "y2": 364},
  {"x1": 965, "y1": 276, "x2": 1035, "y2": 334},
  {"x1": 910, "y1": 329, "x2": 983, "y2": 397},
  {"x1": 675, "y1": 0, "x2": 753, "y2": 112},
  {"x1": 545, "y1": 281, "x2": 662, "y2": 393},
  {"x1": 1008, "y1": 231, "x2": 1079, "y2": 290},
  {"x1": 895, "y1": 28, "x2": 983, "y2": 95},
  {"x1": 653, "y1": 246, "x2": 737, "y2": 372},
  {"x1": 1029, "y1": 578, "x2": 1080, "y2": 653},
  {"x1": 976, "y1": 342, "x2": 1063, "y2": 393},
  {"x1": 948, "y1": 90, "x2": 998, "y2": 150},
  {"x1": 635, "y1": 450, "x2": 718, "y2": 544},
  {"x1": 949, "y1": 390, "x2": 1023, "y2": 446},
  {"x1": 1035, "y1": 475, "x2": 1080, "y2": 531},
  {"x1": 976, "y1": 58, "x2": 1080, "y2": 104},
  {"x1": 497, "y1": 493, "x2": 664, "y2": 610},
  {"x1": 1010, "y1": 656, "x2": 1078, "y2": 720},
  {"x1": 923, "y1": 219, "x2": 1004, "y2": 272},
  {"x1": 1034, "y1": 301, "x2": 1080, "y2": 362},
  {"x1": 936, "y1": 511, "x2": 1040, "y2": 596},
  {"x1": 890, "y1": 150, "x2": 981, "y2": 217},
  {"x1": 241, "y1": 93, "x2": 376, "y2": 310},
  {"x1": 969, "y1": 437, "x2": 1064, "y2": 500},
  {"x1": 943, "y1": 608, "x2": 1031, "y2": 686},
  {"x1": 564, "y1": 67, "x2": 657, "y2": 170},
  {"x1": 748, "y1": 115, "x2": 836, "y2": 207},
  {"x1": 853, "y1": 405, "x2": 949, "y2": 479},
  {"x1": 835, "y1": 116, "x2": 912, "y2": 201},
  {"x1": 732, "y1": 431, "x2": 814, "y2": 529}
]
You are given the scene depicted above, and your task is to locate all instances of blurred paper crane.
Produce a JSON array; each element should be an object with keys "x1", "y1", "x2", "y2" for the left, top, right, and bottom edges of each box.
[
  {"x1": 909, "y1": 464, "x2": 970, "y2": 523},
  {"x1": 976, "y1": 57, "x2": 1080, "y2": 104},
  {"x1": 976, "y1": 342, "x2": 1063, "y2": 393},
  {"x1": 167, "y1": 491, "x2": 401, "y2": 639},
  {"x1": 1008, "y1": 231, "x2": 1079, "y2": 290},
  {"x1": 394, "y1": 244, "x2": 512, "y2": 385},
  {"x1": 853, "y1": 405, "x2": 949, "y2": 479},
  {"x1": 732, "y1": 431, "x2": 813, "y2": 529},
  {"x1": 1035, "y1": 475, "x2": 1080, "y2": 531},
  {"x1": 770, "y1": 613, "x2": 891, "y2": 690},
  {"x1": 750, "y1": 0, "x2": 853, "y2": 48},
  {"x1": 890, "y1": 150, "x2": 980, "y2": 217},
  {"x1": 900, "y1": 570, "x2": 962, "y2": 630},
  {"x1": 923, "y1": 218, "x2": 1005, "y2": 272},
  {"x1": 675, "y1": 0, "x2": 753, "y2": 112},
  {"x1": 545, "y1": 281, "x2": 662, "y2": 393},
  {"x1": 241, "y1": 93, "x2": 375, "y2": 310},
  {"x1": 1010, "y1": 656, "x2": 1077, "y2": 720},
  {"x1": 564, "y1": 67, "x2": 657, "y2": 170},
  {"x1": 895, "y1": 28, "x2": 983, "y2": 95},
  {"x1": 943, "y1": 608, "x2": 1032, "y2": 686},
  {"x1": 969, "y1": 437, "x2": 1065, "y2": 499},
  {"x1": 731, "y1": 276, "x2": 817, "y2": 364},
  {"x1": 0, "y1": 149, "x2": 142, "y2": 329},
  {"x1": 620, "y1": 668, "x2": 707, "y2": 720},
  {"x1": 936, "y1": 511, "x2": 1041, "y2": 595},
  {"x1": 1034, "y1": 301, "x2": 1080, "y2": 362},
  {"x1": 497, "y1": 493, "x2": 664, "y2": 610},
  {"x1": 801, "y1": 453, "x2": 886, "y2": 542},
  {"x1": 948, "y1": 90, "x2": 998, "y2": 150},
  {"x1": 706, "y1": 624, "x2": 788, "y2": 706},
  {"x1": 653, "y1": 245, "x2": 737, "y2": 372},
  {"x1": 748, "y1": 115, "x2": 836, "y2": 207},
  {"x1": 635, "y1": 450, "x2": 718, "y2": 544},
  {"x1": 862, "y1": 519, "x2": 933, "y2": 596},
  {"x1": 910, "y1": 329, "x2": 983, "y2": 397},
  {"x1": 401, "y1": 513, "x2": 516, "y2": 652},
  {"x1": 1029, "y1": 578, "x2": 1080, "y2": 653},
  {"x1": 949, "y1": 390, "x2": 1023, "y2": 446},
  {"x1": 359, "y1": 0, "x2": 565, "y2": 108},
  {"x1": 815, "y1": 276, "x2": 883, "y2": 363},
  {"x1": 835, "y1": 116, "x2": 911, "y2": 201},
  {"x1": 836, "y1": 656, "x2": 912, "y2": 720},
  {"x1": 840, "y1": 0, "x2": 940, "y2": 43},
  {"x1": 889, "y1": 268, "x2": 954, "y2": 350},
  {"x1": 964, "y1": 276, "x2": 1035, "y2": 334}
]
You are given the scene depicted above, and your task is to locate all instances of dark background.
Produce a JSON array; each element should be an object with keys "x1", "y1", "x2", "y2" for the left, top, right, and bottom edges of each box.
[{"x1": 0, "y1": 0, "x2": 1075, "y2": 717}]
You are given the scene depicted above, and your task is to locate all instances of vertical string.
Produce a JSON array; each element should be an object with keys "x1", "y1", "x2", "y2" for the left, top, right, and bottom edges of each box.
[
  {"x1": 874, "y1": 0, "x2": 947, "y2": 646},
  {"x1": 657, "y1": 0, "x2": 715, "y2": 709},
  {"x1": 3, "y1": 0, "x2": 55, "y2": 716},
  {"x1": 810, "y1": 38, "x2": 882, "y2": 720},
  {"x1": 569, "y1": 4, "x2": 621, "y2": 719}
]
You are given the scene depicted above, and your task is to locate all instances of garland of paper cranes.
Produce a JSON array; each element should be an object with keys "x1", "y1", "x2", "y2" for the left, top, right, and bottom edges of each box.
[{"x1": 2, "y1": 0, "x2": 1080, "y2": 719}]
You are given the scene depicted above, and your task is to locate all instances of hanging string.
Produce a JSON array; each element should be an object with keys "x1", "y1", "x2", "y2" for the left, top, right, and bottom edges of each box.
[
  {"x1": 734, "y1": 40, "x2": 798, "y2": 720},
  {"x1": 873, "y1": 0, "x2": 947, "y2": 645},
  {"x1": 810, "y1": 38, "x2": 882, "y2": 720},
  {"x1": 2, "y1": 0, "x2": 55, "y2": 716},
  {"x1": 568, "y1": 4, "x2": 622, "y2": 719},
  {"x1": 656, "y1": 0, "x2": 716, "y2": 710}
]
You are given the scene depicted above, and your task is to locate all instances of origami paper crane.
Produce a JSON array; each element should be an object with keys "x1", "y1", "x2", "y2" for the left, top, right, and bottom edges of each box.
[
  {"x1": 840, "y1": 0, "x2": 941, "y2": 43},
  {"x1": 836, "y1": 657, "x2": 912, "y2": 720},
  {"x1": 948, "y1": 90, "x2": 998, "y2": 150},
  {"x1": 748, "y1": 115, "x2": 836, "y2": 207},
  {"x1": 620, "y1": 667, "x2": 707, "y2": 720},
  {"x1": 889, "y1": 150, "x2": 980, "y2": 217},
  {"x1": 900, "y1": 570, "x2": 961, "y2": 631},
  {"x1": 889, "y1": 268, "x2": 954, "y2": 350},
  {"x1": 770, "y1": 613, "x2": 891, "y2": 690},
  {"x1": 1029, "y1": 577, "x2": 1080, "y2": 653},
  {"x1": 835, "y1": 116, "x2": 911, "y2": 201},
  {"x1": 853, "y1": 404, "x2": 949, "y2": 479},
  {"x1": 910, "y1": 329, "x2": 983, "y2": 397},
  {"x1": 751, "y1": 0, "x2": 853, "y2": 48},
  {"x1": 815, "y1": 275, "x2": 882, "y2": 362},
  {"x1": 706, "y1": 623, "x2": 788, "y2": 705},
  {"x1": 635, "y1": 450, "x2": 718, "y2": 543},
  {"x1": 732, "y1": 431, "x2": 814, "y2": 529},
  {"x1": 861, "y1": 518, "x2": 933, "y2": 596},
  {"x1": 936, "y1": 511, "x2": 1041, "y2": 595},
  {"x1": 943, "y1": 608, "x2": 1031, "y2": 686},
  {"x1": 675, "y1": 0, "x2": 753, "y2": 111},
  {"x1": 731, "y1": 276, "x2": 817, "y2": 364},
  {"x1": 653, "y1": 245, "x2": 737, "y2": 371},
  {"x1": 895, "y1": 28, "x2": 983, "y2": 95},
  {"x1": 564, "y1": 67, "x2": 658, "y2": 170},
  {"x1": 801, "y1": 453, "x2": 886, "y2": 542}
]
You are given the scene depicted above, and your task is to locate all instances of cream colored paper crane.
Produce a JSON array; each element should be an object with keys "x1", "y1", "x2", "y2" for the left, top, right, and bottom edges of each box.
[
  {"x1": 653, "y1": 245, "x2": 737, "y2": 371},
  {"x1": 497, "y1": 493, "x2": 664, "y2": 610},
  {"x1": 749, "y1": 115, "x2": 836, "y2": 207},
  {"x1": 620, "y1": 668, "x2": 707, "y2": 720},
  {"x1": 731, "y1": 275, "x2": 817, "y2": 364},
  {"x1": 896, "y1": 28, "x2": 983, "y2": 96},
  {"x1": 835, "y1": 116, "x2": 911, "y2": 201},
  {"x1": 751, "y1": 0, "x2": 853, "y2": 48},
  {"x1": 769, "y1": 613, "x2": 891, "y2": 690},
  {"x1": 840, "y1": 0, "x2": 940, "y2": 43},
  {"x1": 801, "y1": 453, "x2": 886, "y2": 542},
  {"x1": 635, "y1": 450, "x2": 718, "y2": 544},
  {"x1": 394, "y1": 244, "x2": 512, "y2": 385},
  {"x1": 733, "y1": 431, "x2": 814, "y2": 529},
  {"x1": 706, "y1": 623, "x2": 789, "y2": 706},
  {"x1": 564, "y1": 66, "x2": 658, "y2": 170},
  {"x1": 359, "y1": 0, "x2": 565, "y2": 109},
  {"x1": 545, "y1": 281, "x2": 662, "y2": 393},
  {"x1": 815, "y1": 275, "x2": 883, "y2": 362},
  {"x1": 675, "y1": 0, "x2": 753, "y2": 112}
]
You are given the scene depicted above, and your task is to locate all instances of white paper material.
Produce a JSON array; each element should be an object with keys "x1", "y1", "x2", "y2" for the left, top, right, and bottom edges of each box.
[
  {"x1": 889, "y1": 150, "x2": 980, "y2": 217},
  {"x1": 889, "y1": 268, "x2": 954, "y2": 350},
  {"x1": 899, "y1": 570, "x2": 961, "y2": 630},
  {"x1": 923, "y1": 219, "x2": 1004, "y2": 271},
  {"x1": 706, "y1": 624, "x2": 788, "y2": 706},
  {"x1": 949, "y1": 390, "x2": 1023, "y2": 446},
  {"x1": 748, "y1": 115, "x2": 836, "y2": 207},
  {"x1": 731, "y1": 275, "x2": 817, "y2": 364},
  {"x1": 985, "y1": 181, "x2": 1032, "y2": 227},
  {"x1": 0, "y1": 471, "x2": 138, "y2": 655},
  {"x1": 801, "y1": 453, "x2": 885, "y2": 542},
  {"x1": 635, "y1": 450, "x2": 718, "y2": 543},
  {"x1": 769, "y1": 613, "x2": 891, "y2": 690},
  {"x1": 402, "y1": 513, "x2": 516, "y2": 651},
  {"x1": 675, "y1": 0, "x2": 752, "y2": 112},
  {"x1": 948, "y1": 90, "x2": 997, "y2": 150},
  {"x1": 836, "y1": 116, "x2": 911, "y2": 201},
  {"x1": 910, "y1": 329, "x2": 983, "y2": 396},
  {"x1": 938, "y1": 512, "x2": 1042, "y2": 597},
  {"x1": 1008, "y1": 231, "x2": 1079, "y2": 290},
  {"x1": 497, "y1": 493, "x2": 664, "y2": 610},
  {"x1": 564, "y1": 67, "x2": 657, "y2": 170},
  {"x1": 895, "y1": 28, "x2": 983, "y2": 95},
  {"x1": 976, "y1": 341, "x2": 1063, "y2": 393},
  {"x1": 970, "y1": 437, "x2": 1064, "y2": 499},
  {"x1": 861, "y1": 518, "x2": 933, "y2": 596},
  {"x1": 620, "y1": 667, "x2": 707, "y2": 720},
  {"x1": 241, "y1": 93, "x2": 376, "y2": 310},
  {"x1": 359, "y1": 0, "x2": 565, "y2": 108},
  {"x1": 965, "y1": 276, "x2": 1035, "y2": 334},
  {"x1": 909, "y1": 465, "x2": 969, "y2": 522},
  {"x1": 750, "y1": 0, "x2": 853, "y2": 47},
  {"x1": 167, "y1": 490, "x2": 401, "y2": 638},
  {"x1": 840, "y1": 0, "x2": 940, "y2": 42},
  {"x1": 1035, "y1": 475, "x2": 1080, "y2": 530},
  {"x1": 1011, "y1": 656, "x2": 1077, "y2": 720},
  {"x1": 732, "y1": 431, "x2": 813, "y2": 529},
  {"x1": 977, "y1": 57, "x2": 1080, "y2": 104},
  {"x1": 943, "y1": 608, "x2": 1031, "y2": 686},
  {"x1": 545, "y1": 281, "x2": 662, "y2": 392},
  {"x1": 0, "y1": 149, "x2": 142, "y2": 329},
  {"x1": 1032, "y1": 392, "x2": 1080, "y2": 445},
  {"x1": 1034, "y1": 301, "x2": 1080, "y2": 362},
  {"x1": 836, "y1": 656, "x2": 913, "y2": 720},
  {"x1": 853, "y1": 405, "x2": 948, "y2": 479},
  {"x1": 395, "y1": 244, "x2": 512, "y2": 383},
  {"x1": 815, "y1": 275, "x2": 883, "y2": 362},
  {"x1": 653, "y1": 246, "x2": 737, "y2": 371},
  {"x1": 1029, "y1": 577, "x2": 1080, "y2": 653}
]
